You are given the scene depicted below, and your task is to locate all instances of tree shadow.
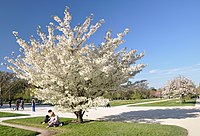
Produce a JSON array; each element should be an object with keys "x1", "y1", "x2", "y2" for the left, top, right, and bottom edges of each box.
[
  {"x1": 63, "y1": 119, "x2": 95, "y2": 125},
  {"x1": 100, "y1": 108, "x2": 200, "y2": 124}
]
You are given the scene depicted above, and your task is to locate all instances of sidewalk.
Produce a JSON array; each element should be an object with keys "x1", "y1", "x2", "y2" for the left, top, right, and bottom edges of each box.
[{"x1": 158, "y1": 98, "x2": 200, "y2": 136}]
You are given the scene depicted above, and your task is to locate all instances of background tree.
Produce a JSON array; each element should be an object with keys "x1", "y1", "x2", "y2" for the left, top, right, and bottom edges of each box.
[
  {"x1": 4, "y1": 6, "x2": 145, "y2": 123},
  {"x1": 103, "y1": 80, "x2": 158, "y2": 100},
  {"x1": 162, "y1": 76, "x2": 196, "y2": 103},
  {"x1": 9, "y1": 79, "x2": 30, "y2": 101},
  {"x1": 0, "y1": 71, "x2": 14, "y2": 100},
  {"x1": 0, "y1": 71, "x2": 30, "y2": 102},
  {"x1": 121, "y1": 80, "x2": 149, "y2": 100},
  {"x1": 197, "y1": 84, "x2": 200, "y2": 96},
  {"x1": 155, "y1": 88, "x2": 162, "y2": 98}
]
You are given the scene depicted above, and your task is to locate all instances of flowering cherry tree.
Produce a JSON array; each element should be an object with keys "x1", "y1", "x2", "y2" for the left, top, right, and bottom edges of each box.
[
  {"x1": 162, "y1": 76, "x2": 196, "y2": 103},
  {"x1": 4, "y1": 6, "x2": 145, "y2": 122}
]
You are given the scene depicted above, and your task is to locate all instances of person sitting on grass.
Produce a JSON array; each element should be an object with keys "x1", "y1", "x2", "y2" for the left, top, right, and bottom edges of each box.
[
  {"x1": 41, "y1": 109, "x2": 64, "y2": 127},
  {"x1": 41, "y1": 110, "x2": 53, "y2": 124},
  {"x1": 46, "y1": 112, "x2": 60, "y2": 128}
]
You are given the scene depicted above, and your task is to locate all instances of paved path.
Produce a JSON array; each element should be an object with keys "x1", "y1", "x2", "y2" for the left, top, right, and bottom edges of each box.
[
  {"x1": 159, "y1": 99, "x2": 200, "y2": 136},
  {"x1": 0, "y1": 99, "x2": 200, "y2": 136}
]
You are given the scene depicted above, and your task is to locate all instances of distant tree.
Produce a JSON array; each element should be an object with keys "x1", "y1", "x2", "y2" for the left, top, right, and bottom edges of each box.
[
  {"x1": 197, "y1": 84, "x2": 200, "y2": 95},
  {"x1": 0, "y1": 71, "x2": 15, "y2": 99},
  {"x1": 9, "y1": 79, "x2": 30, "y2": 100},
  {"x1": 155, "y1": 88, "x2": 162, "y2": 98},
  {"x1": 120, "y1": 80, "x2": 150, "y2": 100},
  {"x1": 149, "y1": 87, "x2": 157, "y2": 98},
  {"x1": 4, "y1": 6, "x2": 145, "y2": 123},
  {"x1": 0, "y1": 71, "x2": 30, "y2": 100},
  {"x1": 162, "y1": 76, "x2": 196, "y2": 103},
  {"x1": 132, "y1": 80, "x2": 149, "y2": 90}
]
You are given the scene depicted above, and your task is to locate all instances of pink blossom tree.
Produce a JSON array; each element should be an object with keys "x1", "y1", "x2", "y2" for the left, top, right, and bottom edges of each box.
[{"x1": 162, "y1": 76, "x2": 196, "y2": 103}]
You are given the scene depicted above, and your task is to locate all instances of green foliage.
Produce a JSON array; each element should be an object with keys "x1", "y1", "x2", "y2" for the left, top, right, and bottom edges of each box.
[
  {"x1": 103, "y1": 81, "x2": 159, "y2": 100},
  {"x1": 131, "y1": 91, "x2": 143, "y2": 99},
  {"x1": 0, "y1": 125, "x2": 39, "y2": 136},
  {"x1": 4, "y1": 117, "x2": 187, "y2": 136},
  {"x1": 0, "y1": 71, "x2": 32, "y2": 101},
  {"x1": 13, "y1": 88, "x2": 31, "y2": 100}
]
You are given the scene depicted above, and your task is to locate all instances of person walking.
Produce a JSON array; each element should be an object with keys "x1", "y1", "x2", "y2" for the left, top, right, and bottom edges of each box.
[
  {"x1": 20, "y1": 99, "x2": 24, "y2": 110},
  {"x1": 31, "y1": 99, "x2": 35, "y2": 112},
  {"x1": 16, "y1": 99, "x2": 20, "y2": 110},
  {"x1": 0, "y1": 99, "x2": 3, "y2": 107},
  {"x1": 9, "y1": 99, "x2": 12, "y2": 108}
]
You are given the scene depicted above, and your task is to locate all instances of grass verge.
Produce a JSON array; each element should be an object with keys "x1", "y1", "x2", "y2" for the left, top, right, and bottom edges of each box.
[
  {"x1": 0, "y1": 124, "x2": 39, "y2": 136},
  {"x1": 0, "y1": 112, "x2": 29, "y2": 118},
  {"x1": 131, "y1": 98, "x2": 196, "y2": 106},
  {"x1": 110, "y1": 98, "x2": 159, "y2": 106},
  {"x1": 4, "y1": 117, "x2": 187, "y2": 136}
]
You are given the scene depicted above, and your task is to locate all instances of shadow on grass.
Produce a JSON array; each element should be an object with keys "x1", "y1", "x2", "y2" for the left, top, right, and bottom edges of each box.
[
  {"x1": 100, "y1": 108, "x2": 200, "y2": 124},
  {"x1": 185, "y1": 101, "x2": 196, "y2": 104},
  {"x1": 64, "y1": 119, "x2": 95, "y2": 125}
]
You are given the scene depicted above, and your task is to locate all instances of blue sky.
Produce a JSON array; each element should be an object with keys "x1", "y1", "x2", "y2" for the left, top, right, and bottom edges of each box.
[{"x1": 0, "y1": 0, "x2": 200, "y2": 88}]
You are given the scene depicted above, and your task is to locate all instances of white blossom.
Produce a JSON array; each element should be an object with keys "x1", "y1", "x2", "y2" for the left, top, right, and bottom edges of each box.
[
  {"x1": 5, "y1": 6, "x2": 145, "y2": 114},
  {"x1": 162, "y1": 76, "x2": 196, "y2": 99}
]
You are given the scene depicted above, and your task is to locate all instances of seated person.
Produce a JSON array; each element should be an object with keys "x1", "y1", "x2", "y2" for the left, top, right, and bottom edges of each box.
[
  {"x1": 47, "y1": 112, "x2": 60, "y2": 128},
  {"x1": 41, "y1": 110, "x2": 53, "y2": 124}
]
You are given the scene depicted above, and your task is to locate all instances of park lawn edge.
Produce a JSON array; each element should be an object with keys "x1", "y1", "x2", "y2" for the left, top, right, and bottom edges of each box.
[
  {"x1": 0, "y1": 111, "x2": 30, "y2": 118},
  {"x1": 110, "y1": 98, "x2": 160, "y2": 106},
  {"x1": 3, "y1": 117, "x2": 188, "y2": 136},
  {"x1": 130, "y1": 98, "x2": 196, "y2": 107},
  {"x1": 0, "y1": 124, "x2": 39, "y2": 136}
]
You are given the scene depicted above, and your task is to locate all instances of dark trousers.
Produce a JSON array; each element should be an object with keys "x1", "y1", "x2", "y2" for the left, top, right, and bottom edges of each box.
[{"x1": 44, "y1": 115, "x2": 50, "y2": 123}]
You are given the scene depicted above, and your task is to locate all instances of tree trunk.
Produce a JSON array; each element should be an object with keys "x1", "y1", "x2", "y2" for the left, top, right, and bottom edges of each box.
[
  {"x1": 74, "y1": 110, "x2": 85, "y2": 123},
  {"x1": 179, "y1": 94, "x2": 184, "y2": 104},
  {"x1": 179, "y1": 95, "x2": 182, "y2": 104}
]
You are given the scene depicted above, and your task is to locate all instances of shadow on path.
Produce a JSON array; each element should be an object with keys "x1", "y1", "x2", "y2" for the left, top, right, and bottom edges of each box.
[{"x1": 100, "y1": 108, "x2": 200, "y2": 124}]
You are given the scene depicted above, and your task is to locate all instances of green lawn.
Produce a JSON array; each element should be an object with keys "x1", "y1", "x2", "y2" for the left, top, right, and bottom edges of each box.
[
  {"x1": 110, "y1": 99, "x2": 159, "y2": 106},
  {"x1": 0, "y1": 124, "x2": 39, "y2": 136},
  {"x1": 4, "y1": 117, "x2": 187, "y2": 136},
  {"x1": 0, "y1": 112, "x2": 29, "y2": 118},
  {"x1": 131, "y1": 98, "x2": 196, "y2": 106}
]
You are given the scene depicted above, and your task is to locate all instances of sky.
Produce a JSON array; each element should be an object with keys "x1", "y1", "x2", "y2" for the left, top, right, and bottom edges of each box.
[{"x1": 0, "y1": 0, "x2": 200, "y2": 88}]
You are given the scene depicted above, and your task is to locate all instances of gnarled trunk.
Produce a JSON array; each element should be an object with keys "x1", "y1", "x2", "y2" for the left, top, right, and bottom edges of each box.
[
  {"x1": 74, "y1": 109, "x2": 85, "y2": 123},
  {"x1": 179, "y1": 94, "x2": 185, "y2": 104}
]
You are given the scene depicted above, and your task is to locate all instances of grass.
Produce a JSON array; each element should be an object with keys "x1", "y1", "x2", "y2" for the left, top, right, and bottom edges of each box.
[
  {"x1": 0, "y1": 124, "x2": 39, "y2": 136},
  {"x1": 131, "y1": 98, "x2": 196, "y2": 107},
  {"x1": 110, "y1": 98, "x2": 159, "y2": 106},
  {"x1": 4, "y1": 117, "x2": 188, "y2": 136},
  {"x1": 0, "y1": 112, "x2": 29, "y2": 118}
]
